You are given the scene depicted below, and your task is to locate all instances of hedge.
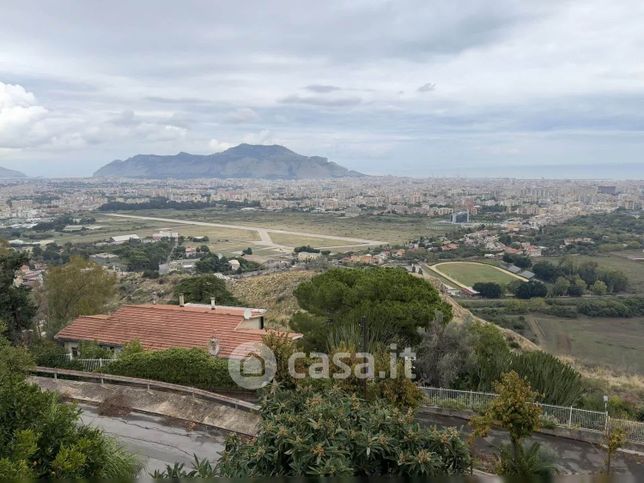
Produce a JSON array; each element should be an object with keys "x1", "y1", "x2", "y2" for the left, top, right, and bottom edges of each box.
[{"x1": 102, "y1": 348, "x2": 235, "y2": 390}]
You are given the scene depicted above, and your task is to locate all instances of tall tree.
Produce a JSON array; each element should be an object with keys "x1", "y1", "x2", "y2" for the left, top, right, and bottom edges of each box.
[
  {"x1": 294, "y1": 267, "x2": 452, "y2": 347},
  {"x1": 44, "y1": 257, "x2": 117, "y2": 335},
  {"x1": 0, "y1": 251, "x2": 36, "y2": 343},
  {"x1": 173, "y1": 275, "x2": 239, "y2": 305}
]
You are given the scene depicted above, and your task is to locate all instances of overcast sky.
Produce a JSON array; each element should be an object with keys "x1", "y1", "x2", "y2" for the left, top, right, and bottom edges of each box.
[{"x1": 1, "y1": 0, "x2": 644, "y2": 178}]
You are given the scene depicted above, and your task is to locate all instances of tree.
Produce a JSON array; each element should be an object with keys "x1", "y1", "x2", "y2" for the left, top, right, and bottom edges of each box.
[
  {"x1": 174, "y1": 275, "x2": 239, "y2": 305},
  {"x1": 578, "y1": 261, "x2": 599, "y2": 285},
  {"x1": 242, "y1": 247, "x2": 253, "y2": 255},
  {"x1": 44, "y1": 257, "x2": 117, "y2": 335},
  {"x1": 551, "y1": 276, "x2": 570, "y2": 296},
  {"x1": 532, "y1": 261, "x2": 560, "y2": 282},
  {"x1": 566, "y1": 276, "x2": 587, "y2": 297},
  {"x1": 503, "y1": 253, "x2": 532, "y2": 269},
  {"x1": 0, "y1": 251, "x2": 37, "y2": 343},
  {"x1": 294, "y1": 268, "x2": 452, "y2": 347},
  {"x1": 195, "y1": 254, "x2": 230, "y2": 273},
  {"x1": 471, "y1": 372, "x2": 548, "y2": 478},
  {"x1": 0, "y1": 327, "x2": 140, "y2": 479},
  {"x1": 591, "y1": 280, "x2": 608, "y2": 296},
  {"x1": 515, "y1": 281, "x2": 547, "y2": 299},
  {"x1": 416, "y1": 319, "x2": 511, "y2": 392},
  {"x1": 215, "y1": 386, "x2": 470, "y2": 477},
  {"x1": 473, "y1": 282, "x2": 503, "y2": 298}
]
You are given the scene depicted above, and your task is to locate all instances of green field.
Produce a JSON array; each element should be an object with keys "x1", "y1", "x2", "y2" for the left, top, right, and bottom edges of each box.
[
  {"x1": 529, "y1": 314, "x2": 644, "y2": 374},
  {"x1": 431, "y1": 261, "x2": 523, "y2": 288}
]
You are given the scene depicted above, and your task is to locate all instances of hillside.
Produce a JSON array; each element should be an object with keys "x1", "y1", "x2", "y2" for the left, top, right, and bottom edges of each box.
[
  {"x1": 0, "y1": 166, "x2": 26, "y2": 178},
  {"x1": 94, "y1": 144, "x2": 365, "y2": 179}
]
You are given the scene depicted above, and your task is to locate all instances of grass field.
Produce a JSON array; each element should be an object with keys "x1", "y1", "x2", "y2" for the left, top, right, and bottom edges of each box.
[
  {"x1": 529, "y1": 314, "x2": 644, "y2": 374},
  {"x1": 268, "y1": 233, "x2": 349, "y2": 249},
  {"x1": 430, "y1": 261, "x2": 525, "y2": 288},
  {"x1": 118, "y1": 209, "x2": 454, "y2": 244}
]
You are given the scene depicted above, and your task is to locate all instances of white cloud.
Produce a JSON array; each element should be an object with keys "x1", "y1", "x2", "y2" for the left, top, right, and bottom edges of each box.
[
  {"x1": 223, "y1": 107, "x2": 259, "y2": 123},
  {"x1": 242, "y1": 129, "x2": 274, "y2": 145},
  {"x1": 208, "y1": 139, "x2": 233, "y2": 152},
  {"x1": 0, "y1": 82, "x2": 50, "y2": 147}
]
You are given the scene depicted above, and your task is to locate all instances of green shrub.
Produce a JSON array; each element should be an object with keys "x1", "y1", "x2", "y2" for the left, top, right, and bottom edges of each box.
[
  {"x1": 102, "y1": 348, "x2": 235, "y2": 390},
  {"x1": 29, "y1": 340, "x2": 82, "y2": 370},
  {"x1": 510, "y1": 351, "x2": 584, "y2": 406},
  {"x1": 216, "y1": 386, "x2": 471, "y2": 477}
]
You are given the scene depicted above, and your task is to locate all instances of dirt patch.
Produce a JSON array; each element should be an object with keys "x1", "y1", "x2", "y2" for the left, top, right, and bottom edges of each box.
[{"x1": 97, "y1": 392, "x2": 133, "y2": 417}]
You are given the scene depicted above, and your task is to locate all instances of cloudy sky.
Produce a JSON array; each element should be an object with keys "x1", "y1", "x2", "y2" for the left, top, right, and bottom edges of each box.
[{"x1": 1, "y1": 0, "x2": 643, "y2": 178}]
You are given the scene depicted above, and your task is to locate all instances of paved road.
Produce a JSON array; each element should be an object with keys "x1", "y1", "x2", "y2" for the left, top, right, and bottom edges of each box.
[
  {"x1": 79, "y1": 404, "x2": 226, "y2": 477},
  {"x1": 105, "y1": 213, "x2": 386, "y2": 247}
]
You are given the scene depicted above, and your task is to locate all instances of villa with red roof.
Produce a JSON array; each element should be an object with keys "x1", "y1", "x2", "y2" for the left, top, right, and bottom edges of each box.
[{"x1": 55, "y1": 300, "x2": 301, "y2": 359}]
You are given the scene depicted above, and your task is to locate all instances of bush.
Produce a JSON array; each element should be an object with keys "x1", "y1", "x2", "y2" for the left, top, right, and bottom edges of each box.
[
  {"x1": 0, "y1": 334, "x2": 140, "y2": 480},
  {"x1": 216, "y1": 386, "x2": 471, "y2": 477},
  {"x1": 102, "y1": 348, "x2": 235, "y2": 390},
  {"x1": 510, "y1": 351, "x2": 584, "y2": 406},
  {"x1": 28, "y1": 340, "x2": 80, "y2": 369}
]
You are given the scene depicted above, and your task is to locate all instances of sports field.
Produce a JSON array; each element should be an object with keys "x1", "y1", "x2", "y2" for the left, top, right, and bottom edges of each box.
[{"x1": 430, "y1": 261, "x2": 526, "y2": 288}]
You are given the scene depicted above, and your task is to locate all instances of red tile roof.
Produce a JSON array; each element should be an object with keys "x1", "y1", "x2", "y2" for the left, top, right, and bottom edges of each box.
[{"x1": 55, "y1": 304, "x2": 301, "y2": 358}]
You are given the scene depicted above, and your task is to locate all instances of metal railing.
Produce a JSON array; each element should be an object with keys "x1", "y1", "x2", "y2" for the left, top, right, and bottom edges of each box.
[
  {"x1": 31, "y1": 366, "x2": 259, "y2": 413},
  {"x1": 421, "y1": 386, "x2": 644, "y2": 445}
]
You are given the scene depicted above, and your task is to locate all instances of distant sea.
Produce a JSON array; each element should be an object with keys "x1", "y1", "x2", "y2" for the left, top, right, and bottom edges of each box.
[{"x1": 413, "y1": 162, "x2": 643, "y2": 180}]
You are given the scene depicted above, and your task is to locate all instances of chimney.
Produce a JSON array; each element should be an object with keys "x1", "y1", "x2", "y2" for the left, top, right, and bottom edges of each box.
[
  {"x1": 179, "y1": 294, "x2": 185, "y2": 307},
  {"x1": 210, "y1": 297, "x2": 216, "y2": 310}
]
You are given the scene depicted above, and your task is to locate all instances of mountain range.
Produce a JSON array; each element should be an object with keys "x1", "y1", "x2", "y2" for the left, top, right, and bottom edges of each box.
[
  {"x1": 93, "y1": 144, "x2": 364, "y2": 179},
  {"x1": 0, "y1": 166, "x2": 26, "y2": 178}
]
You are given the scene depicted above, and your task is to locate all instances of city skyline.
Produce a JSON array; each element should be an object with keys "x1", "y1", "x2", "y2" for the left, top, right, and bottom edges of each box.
[{"x1": 2, "y1": 0, "x2": 644, "y2": 178}]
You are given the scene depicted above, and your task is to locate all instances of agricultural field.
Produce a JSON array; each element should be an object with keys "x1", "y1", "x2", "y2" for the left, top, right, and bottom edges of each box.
[
  {"x1": 528, "y1": 314, "x2": 644, "y2": 374},
  {"x1": 429, "y1": 261, "x2": 525, "y2": 288}
]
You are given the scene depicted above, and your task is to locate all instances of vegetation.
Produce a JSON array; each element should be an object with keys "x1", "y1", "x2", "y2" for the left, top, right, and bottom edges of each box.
[
  {"x1": 174, "y1": 274, "x2": 240, "y2": 305},
  {"x1": 604, "y1": 427, "x2": 627, "y2": 475},
  {"x1": 215, "y1": 386, "x2": 471, "y2": 477},
  {"x1": 113, "y1": 239, "x2": 174, "y2": 273},
  {"x1": 293, "y1": 267, "x2": 452, "y2": 347},
  {"x1": 533, "y1": 258, "x2": 629, "y2": 294},
  {"x1": 530, "y1": 211, "x2": 643, "y2": 254},
  {"x1": 503, "y1": 253, "x2": 532, "y2": 269},
  {"x1": 417, "y1": 320, "x2": 585, "y2": 406},
  {"x1": 471, "y1": 372, "x2": 553, "y2": 479},
  {"x1": 512, "y1": 280, "x2": 548, "y2": 299},
  {"x1": 44, "y1": 256, "x2": 117, "y2": 335},
  {"x1": 0, "y1": 324, "x2": 140, "y2": 480},
  {"x1": 577, "y1": 297, "x2": 644, "y2": 317},
  {"x1": 473, "y1": 282, "x2": 503, "y2": 298},
  {"x1": 294, "y1": 245, "x2": 321, "y2": 253},
  {"x1": 0, "y1": 251, "x2": 36, "y2": 343},
  {"x1": 102, "y1": 347, "x2": 235, "y2": 391},
  {"x1": 509, "y1": 351, "x2": 584, "y2": 406}
]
